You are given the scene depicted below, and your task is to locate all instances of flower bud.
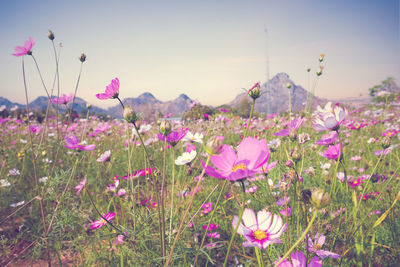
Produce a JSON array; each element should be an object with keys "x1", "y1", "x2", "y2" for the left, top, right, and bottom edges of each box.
[
  {"x1": 290, "y1": 146, "x2": 301, "y2": 162},
  {"x1": 316, "y1": 66, "x2": 324, "y2": 76},
  {"x1": 289, "y1": 128, "x2": 297, "y2": 141},
  {"x1": 123, "y1": 105, "x2": 137, "y2": 123},
  {"x1": 381, "y1": 136, "x2": 391, "y2": 149},
  {"x1": 285, "y1": 159, "x2": 293, "y2": 167},
  {"x1": 300, "y1": 189, "x2": 312, "y2": 204},
  {"x1": 249, "y1": 86, "x2": 261, "y2": 100},
  {"x1": 159, "y1": 120, "x2": 172, "y2": 136},
  {"x1": 286, "y1": 83, "x2": 292, "y2": 89},
  {"x1": 306, "y1": 68, "x2": 311, "y2": 72},
  {"x1": 48, "y1": 30, "x2": 55, "y2": 40},
  {"x1": 86, "y1": 103, "x2": 92, "y2": 109},
  {"x1": 79, "y1": 53, "x2": 86, "y2": 63},
  {"x1": 311, "y1": 188, "x2": 330, "y2": 209},
  {"x1": 319, "y1": 53, "x2": 325, "y2": 62},
  {"x1": 205, "y1": 136, "x2": 223, "y2": 155}
]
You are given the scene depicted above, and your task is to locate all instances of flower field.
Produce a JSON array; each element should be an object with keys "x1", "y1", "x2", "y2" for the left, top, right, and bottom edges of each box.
[{"x1": 1, "y1": 36, "x2": 400, "y2": 267}]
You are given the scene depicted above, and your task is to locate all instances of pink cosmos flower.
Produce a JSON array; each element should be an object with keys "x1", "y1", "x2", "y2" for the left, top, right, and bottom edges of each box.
[
  {"x1": 322, "y1": 143, "x2": 343, "y2": 160},
  {"x1": 203, "y1": 223, "x2": 219, "y2": 231},
  {"x1": 313, "y1": 102, "x2": 347, "y2": 132},
  {"x1": 89, "y1": 212, "x2": 116, "y2": 230},
  {"x1": 232, "y1": 208, "x2": 287, "y2": 249},
  {"x1": 202, "y1": 137, "x2": 270, "y2": 181},
  {"x1": 12, "y1": 37, "x2": 35, "y2": 56},
  {"x1": 157, "y1": 128, "x2": 188, "y2": 146},
  {"x1": 382, "y1": 129, "x2": 399, "y2": 138},
  {"x1": 274, "y1": 117, "x2": 305, "y2": 137},
  {"x1": 74, "y1": 177, "x2": 87, "y2": 194},
  {"x1": 51, "y1": 93, "x2": 74, "y2": 105},
  {"x1": 315, "y1": 131, "x2": 338, "y2": 146},
  {"x1": 96, "y1": 78, "x2": 120, "y2": 100},
  {"x1": 307, "y1": 233, "x2": 340, "y2": 259},
  {"x1": 64, "y1": 135, "x2": 96, "y2": 151},
  {"x1": 276, "y1": 251, "x2": 321, "y2": 267}
]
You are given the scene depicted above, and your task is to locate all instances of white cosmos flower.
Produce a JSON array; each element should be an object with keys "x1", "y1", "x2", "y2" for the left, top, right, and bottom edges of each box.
[
  {"x1": 1, "y1": 179, "x2": 11, "y2": 187},
  {"x1": 97, "y1": 150, "x2": 111, "y2": 162},
  {"x1": 182, "y1": 131, "x2": 204, "y2": 143},
  {"x1": 175, "y1": 150, "x2": 197, "y2": 165}
]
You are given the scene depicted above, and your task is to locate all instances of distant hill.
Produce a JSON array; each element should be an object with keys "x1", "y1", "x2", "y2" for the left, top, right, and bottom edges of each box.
[
  {"x1": 228, "y1": 72, "x2": 326, "y2": 114},
  {"x1": 107, "y1": 93, "x2": 194, "y2": 119}
]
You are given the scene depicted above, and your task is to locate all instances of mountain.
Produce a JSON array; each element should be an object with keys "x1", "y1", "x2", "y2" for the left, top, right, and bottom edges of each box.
[
  {"x1": 107, "y1": 93, "x2": 193, "y2": 119},
  {"x1": 0, "y1": 97, "x2": 25, "y2": 109},
  {"x1": 228, "y1": 73, "x2": 326, "y2": 114}
]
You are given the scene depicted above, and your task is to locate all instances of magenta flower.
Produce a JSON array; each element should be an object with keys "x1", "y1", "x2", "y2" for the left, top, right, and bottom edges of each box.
[
  {"x1": 202, "y1": 137, "x2": 270, "y2": 181},
  {"x1": 307, "y1": 233, "x2": 340, "y2": 259},
  {"x1": 203, "y1": 223, "x2": 219, "y2": 231},
  {"x1": 89, "y1": 212, "x2": 116, "y2": 230},
  {"x1": 313, "y1": 102, "x2": 347, "y2": 132},
  {"x1": 12, "y1": 37, "x2": 35, "y2": 57},
  {"x1": 276, "y1": 251, "x2": 321, "y2": 267},
  {"x1": 315, "y1": 131, "x2": 338, "y2": 146},
  {"x1": 274, "y1": 117, "x2": 305, "y2": 137},
  {"x1": 64, "y1": 135, "x2": 96, "y2": 151},
  {"x1": 51, "y1": 93, "x2": 74, "y2": 105},
  {"x1": 74, "y1": 177, "x2": 87, "y2": 194},
  {"x1": 322, "y1": 143, "x2": 343, "y2": 160},
  {"x1": 157, "y1": 128, "x2": 188, "y2": 146},
  {"x1": 232, "y1": 208, "x2": 287, "y2": 249},
  {"x1": 96, "y1": 78, "x2": 120, "y2": 100}
]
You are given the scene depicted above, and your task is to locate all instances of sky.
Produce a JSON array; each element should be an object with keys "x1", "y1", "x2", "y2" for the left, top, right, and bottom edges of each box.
[{"x1": 0, "y1": 0, "x2": 399, "y2": 108}]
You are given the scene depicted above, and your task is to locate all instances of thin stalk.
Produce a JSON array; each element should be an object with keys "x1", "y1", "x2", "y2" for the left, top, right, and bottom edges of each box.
[
  {"x1": 168, "y1": 149, "x2": 176, "y2": 244},
  {"x1": 165, "y1": 156, "x2": 211, "y2": 267},
  {"x1": 244, "y1": 99, "x2": 256, "y2": 137},
  {"x1": 22, "y1": 57, "x2": 51, "y2": 267},
  {"x1": 69, "y1": 62, "x2": 84, "y2": 116},
  {"x1": 223, "y1": 181, "x2": 246, "y2": 267},
  {"x1": 194, "y1": 180, "x2": 228, "y2": 265},
  {"x1": 160, "y1": 138, "x2": 168, "y2": 258},
  {"x1": 274, "y1": 210, "x2": 318, "y2": 267}
]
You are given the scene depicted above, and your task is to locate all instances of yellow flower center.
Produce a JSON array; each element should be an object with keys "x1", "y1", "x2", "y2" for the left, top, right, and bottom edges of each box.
[
  {"x1": 253, "y1": 230, "x2": 267, "y2": 240},
  {"x1": 232, "y1": 163, "x2": 246, "y2": 172},
  {"x1": 314, "y1": 244, "x2": 322, "y2": 250}
]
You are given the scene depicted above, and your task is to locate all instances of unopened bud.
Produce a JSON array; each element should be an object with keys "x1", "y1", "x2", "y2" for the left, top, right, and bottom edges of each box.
[
  {"x1": 48, "y1": 30, "x2": 55, "y2": 40},
  {"x1": 316, "y1": 66, "x2": 324, "y2": 76},
  {"x1": 249, "y1": 84, "x2": 261, "y2": 100},
  {"x1": 285, "y1": 159, "x2": 293, "y2": 167},
  {"x1": 306, "y1": 68, "x2": 311, "y2": 72},
  {"x1": 159, "y1": 120, "x2": 172, "y2": 136},
  {"x1": 311, "y1": 188, "x2": 330, "y2": 209},
  {"x1": 381, "y1": 136, "x2": 391, "y2": 149},
  {"x1": 300, "y1": 189, "x2": 312, "y2": 204},
  {"x1": 319, "y1": 53, "x2": 325, "y2": 62},
  {"x1": 289, "y1": 128, "x2": 297, "y2": 141},
  {"x1": 86, "y1": 103, "x2": 92, "y2": 109},
  {"x1": 286, "y1": 83, "x2": 292, "y2": 89},
  {"x1": 205, "y1": 136, "x2": 223, "y2": 155},
  {"x1": 79, "y1": 53, "x2": 86, "y2": 63},
  {"x1": 290, "y1": 146, "x2": 301, "y2": 162},
  {"x1": 123, "y1": 105, "x2": 137, "y2": 123}
]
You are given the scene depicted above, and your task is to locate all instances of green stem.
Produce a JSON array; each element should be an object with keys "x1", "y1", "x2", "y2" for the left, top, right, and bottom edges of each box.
[
  {"x1": 165, "y1": 156, "x2": 211, "y2": 267},
  {"x1": 274, "y1": 210, "x2": 318, "y2": 267},
  {"x1": 195, "y1": 180, "x2": 228, "y2": 264},
  {"x1": 168, "y1": 149, "x2": 176, "y2": 245},
  {"x1": 244, "y1": 99, "x2": 256, "y2": 138},
  {"x1": 223, "y1": 181, "x2": 246, "y2": 267}
]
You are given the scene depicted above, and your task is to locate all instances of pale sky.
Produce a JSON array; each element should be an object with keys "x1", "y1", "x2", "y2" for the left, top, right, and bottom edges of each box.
[{"x1": 0, "y1": 0, "x2": 399, "y2": 108}]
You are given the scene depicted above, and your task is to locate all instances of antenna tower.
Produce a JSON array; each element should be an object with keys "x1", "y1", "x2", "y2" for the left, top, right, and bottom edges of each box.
[{"x1": 265, "y1": 27, "x2": 271, "y2": 114}]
